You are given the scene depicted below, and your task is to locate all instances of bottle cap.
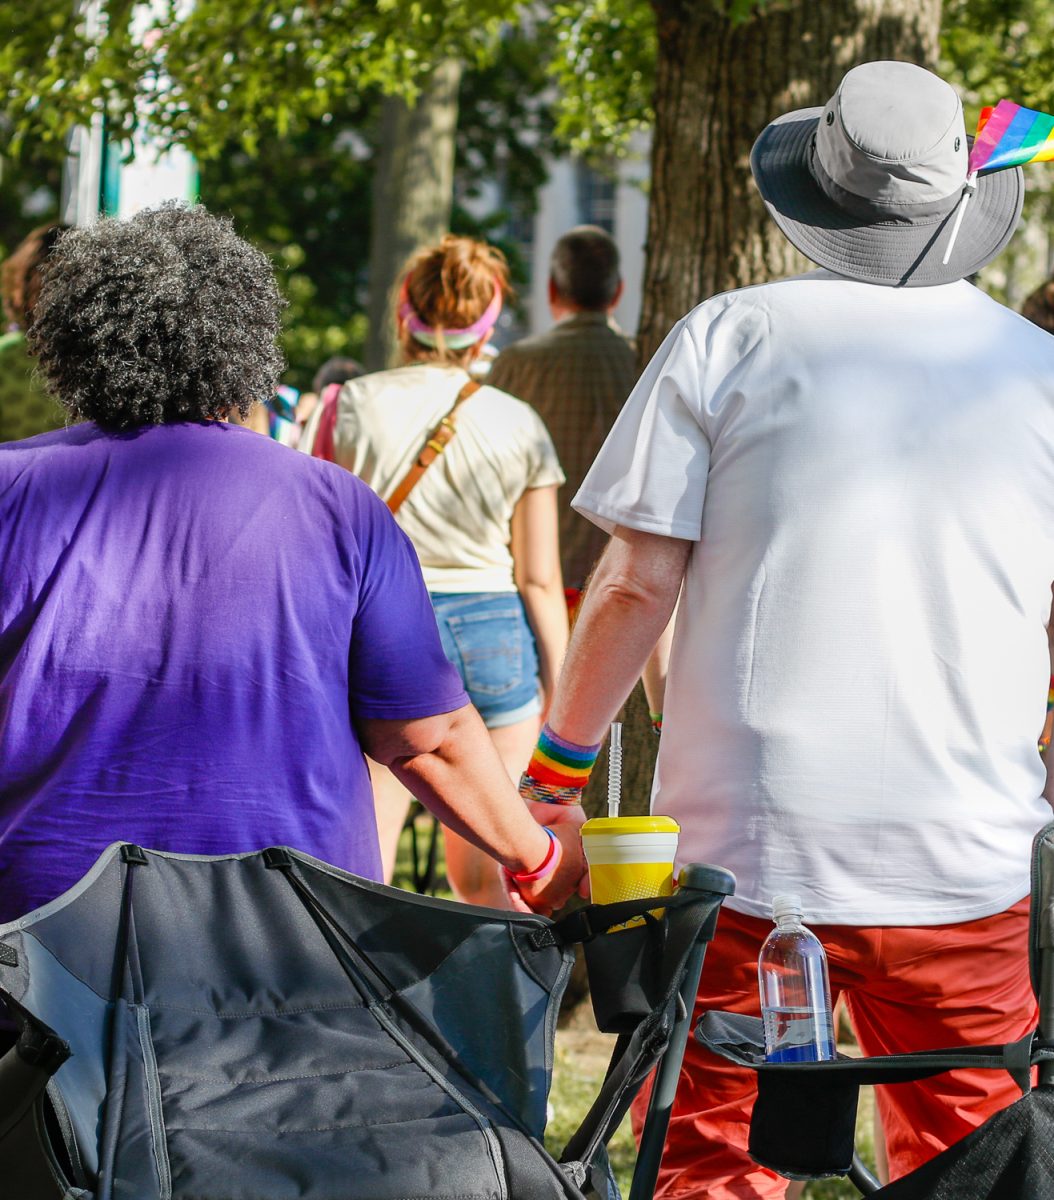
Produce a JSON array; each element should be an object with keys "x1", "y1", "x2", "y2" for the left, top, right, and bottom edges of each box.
[{"x1": 771, "y1": 893, "x2": 803, "y2": 922}]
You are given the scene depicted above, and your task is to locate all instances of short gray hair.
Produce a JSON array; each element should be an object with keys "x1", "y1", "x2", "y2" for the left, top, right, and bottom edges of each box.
[{"x1": 549, "y1": 225, "x2": 621, "y2": 311}]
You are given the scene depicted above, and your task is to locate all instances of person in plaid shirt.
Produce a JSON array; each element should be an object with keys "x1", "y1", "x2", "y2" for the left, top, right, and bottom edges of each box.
[{"x1": 488, "y1": 226, "x2": 638, "y2": 597}]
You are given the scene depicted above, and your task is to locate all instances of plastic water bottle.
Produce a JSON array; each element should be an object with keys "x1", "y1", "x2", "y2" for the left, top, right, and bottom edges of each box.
[{"x1": 758, "y1": 893, "x2": 836, "y2": 1063}]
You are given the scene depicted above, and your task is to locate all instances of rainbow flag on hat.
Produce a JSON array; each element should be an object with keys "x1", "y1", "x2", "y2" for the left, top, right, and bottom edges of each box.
[
  {"x1": 942, "y1": 97, "x2": 1054, "y2": 265},
  {"x1": 969, "y1": 100, "x2": 1054, "y2": 174}
]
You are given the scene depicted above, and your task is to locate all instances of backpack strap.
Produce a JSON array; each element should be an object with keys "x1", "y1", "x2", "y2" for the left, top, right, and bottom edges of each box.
[
  {"x1": 386, "y1": 379, "x2": 480, "y2": 515},
  {"x1": 309, "y1": 383, "x2": 342, "y2": 463}
]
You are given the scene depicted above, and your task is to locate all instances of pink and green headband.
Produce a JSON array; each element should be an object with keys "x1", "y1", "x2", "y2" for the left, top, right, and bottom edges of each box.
[{"x1": 398, "y1": 277, "x2": 503, "y2": 350}]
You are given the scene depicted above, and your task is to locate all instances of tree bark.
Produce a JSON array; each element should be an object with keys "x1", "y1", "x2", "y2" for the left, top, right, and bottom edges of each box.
[
  {"x1": 638, "y1": 0, "x2": 943, "y2": 363},
  {"x1": 591, "y1": 0, "x2": 943, "y2": 821},
  {"x1": 365, "y1": 60, "x2": 462, "y2": 372}
]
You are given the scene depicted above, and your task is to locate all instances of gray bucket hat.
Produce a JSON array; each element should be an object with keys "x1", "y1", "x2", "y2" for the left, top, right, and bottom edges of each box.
[{"x1": 750, "y1": 60, "x2": 1024, "y2": 287}]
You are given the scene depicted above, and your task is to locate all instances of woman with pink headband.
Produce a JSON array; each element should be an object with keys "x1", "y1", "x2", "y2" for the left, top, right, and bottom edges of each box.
[{"x1": 300, "y1": 234, "x2": 569, "y2": 906}]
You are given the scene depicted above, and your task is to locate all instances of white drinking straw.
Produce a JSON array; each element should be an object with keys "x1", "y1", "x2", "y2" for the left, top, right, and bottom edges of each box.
[
  {"x1": 607, "y1": 722, "x2": 623, "y2": 818},
  {"x1": 942, "y1": 172, "x2": 977, "y2": 266}
]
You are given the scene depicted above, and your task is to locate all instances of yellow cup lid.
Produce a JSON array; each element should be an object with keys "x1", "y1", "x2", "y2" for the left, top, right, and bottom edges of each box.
[{"x1": 580, "y1": 816, "x2": 680, "y2": 835}]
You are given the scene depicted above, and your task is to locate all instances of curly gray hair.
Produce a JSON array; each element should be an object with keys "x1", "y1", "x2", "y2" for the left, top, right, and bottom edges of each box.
[{"x1": 29, "y1": 204, "x2": 285, "y2": 429}]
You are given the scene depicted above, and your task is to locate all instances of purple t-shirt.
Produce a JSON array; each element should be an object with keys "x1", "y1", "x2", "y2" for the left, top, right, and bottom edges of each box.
[{"x1": 0, "y1": 421, "x2": 467, "y2": 923}]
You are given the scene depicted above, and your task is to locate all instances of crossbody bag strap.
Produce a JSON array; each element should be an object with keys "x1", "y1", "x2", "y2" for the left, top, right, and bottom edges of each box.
[
  {"x1": 386, "y1": 378, "x2": 481, "y2": 515},
  {"x1": 309, "y1": 383, "x2": 342, "y2": 463}
]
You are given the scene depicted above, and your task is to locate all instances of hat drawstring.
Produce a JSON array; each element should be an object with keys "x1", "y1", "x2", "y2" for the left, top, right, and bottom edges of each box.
[{"x1": 941, "y1": 172, "x2": 978, "y2": 266}]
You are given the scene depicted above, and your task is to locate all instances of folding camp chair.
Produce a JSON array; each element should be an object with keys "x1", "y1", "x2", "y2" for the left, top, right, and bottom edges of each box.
[
  {"x1": 0, "y1": 842, "x2": 734, "y2": 1200},
  {"x1": 696, "y1": 819, "x2": 1054, "y2": 1198}
]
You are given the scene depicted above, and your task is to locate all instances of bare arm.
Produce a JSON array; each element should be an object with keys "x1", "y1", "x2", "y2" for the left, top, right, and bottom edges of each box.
[
  {"x1": 359, "y1": 702, "x2": 585, "y2": 911},
  {"x1": 511, "y1": 485, "x2": 569, "y2": 713},
  {"x1": 547, "y1": 526, "x2": 692, "y2": 746}
]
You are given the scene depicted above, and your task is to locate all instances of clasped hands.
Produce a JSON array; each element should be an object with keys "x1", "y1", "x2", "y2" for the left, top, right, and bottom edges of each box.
[{"x1": 502, "y1": 801, "x2": 590, "y2": 915}]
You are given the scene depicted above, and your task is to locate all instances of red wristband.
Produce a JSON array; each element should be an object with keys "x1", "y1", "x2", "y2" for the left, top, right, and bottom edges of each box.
[{"x1": 505, "y1": 826, "x2": 562, "y2": 884}]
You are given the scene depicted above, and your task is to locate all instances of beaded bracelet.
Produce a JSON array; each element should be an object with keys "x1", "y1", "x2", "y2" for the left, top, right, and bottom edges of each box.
[
  {"x1": 504, "y1": 826, "x2": 561, "y2": 884},
  {"x1": 649, "y1": 710, "x2": 663, "y2": 735},
  {"x1": 519, "y1": 776, "x2": 588, "y2": 806}
]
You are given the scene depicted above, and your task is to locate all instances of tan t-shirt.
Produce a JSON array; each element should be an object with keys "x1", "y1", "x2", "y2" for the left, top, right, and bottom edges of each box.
[{"x1": 319, "y1": 364, "x2": 564, "y2": 593}]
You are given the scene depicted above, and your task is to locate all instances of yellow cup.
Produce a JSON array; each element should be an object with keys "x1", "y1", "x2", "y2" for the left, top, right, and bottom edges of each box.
[{"x1": 580, "y1": 816, "x2": 680, "y2": 926}]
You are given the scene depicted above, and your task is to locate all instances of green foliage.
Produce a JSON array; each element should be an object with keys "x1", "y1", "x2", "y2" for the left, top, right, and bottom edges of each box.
[
  {"x1": 197, "y1": 29, "x2": 551, "y2": 389},
  {"x1": 453, "y1": 26, "x2": 553, "y2": 312},
  {"x1": 0, "y1": 0, "x2": 526, "y2": 159},
  {"x1": 546, "y1": 0, "x2": 773, "y2": 156},
  {"x1": 11, "y1": 1, "x2": 1054, "y2": 171},
  {"x1": 941, "y1": 0, "x2": 1054, "y2": 118},
  {"x1": 549, "y1": 0, "x2": 655, "y2": 156},
  {"x1": 0, "y1": 2, "x2": 551, "y2": 388},
  {"x1": 199, "y1": 98, "x2": 373, "y2": 388},
  {"x1": 941, "y1": 0, "x2": 1054, "y2": 307},
  {"x1": 546, "y1": 0, "x2": 1054, "y2": 158},
  {"x1": 0, "y1": 142, "x2": 64, "y2": 265},
  {"x1": 455, "y1": 29, "x2": 553, "y2": 213}
]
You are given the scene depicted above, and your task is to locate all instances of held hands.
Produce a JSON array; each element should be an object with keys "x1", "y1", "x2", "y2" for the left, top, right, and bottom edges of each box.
[
  {"x1": 507, "y1": 721, "x2": 599, "y2": 913},
  {"x1": 502, "y1": 802, "x2": 588, "y2": 915}
]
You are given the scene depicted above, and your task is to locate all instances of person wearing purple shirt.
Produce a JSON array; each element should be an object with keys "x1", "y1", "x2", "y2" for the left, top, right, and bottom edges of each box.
[{"x1": 0, "y1": 205, "x2": 585, "y2": 928}]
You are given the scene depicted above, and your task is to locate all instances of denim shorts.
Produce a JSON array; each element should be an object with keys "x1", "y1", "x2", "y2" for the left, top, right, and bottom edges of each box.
[{"x1": 429, "y1": 592, "x2": 541, "y2": 729}]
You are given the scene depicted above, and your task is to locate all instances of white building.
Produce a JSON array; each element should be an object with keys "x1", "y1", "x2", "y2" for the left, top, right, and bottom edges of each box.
[{"x1": 524, "y1": 148, "x2": 649, "y2": 339}]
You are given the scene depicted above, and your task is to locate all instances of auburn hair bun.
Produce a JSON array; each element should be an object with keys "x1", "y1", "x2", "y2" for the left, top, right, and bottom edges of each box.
[{"x1": 402, "y1": 235, "x2": 512, "y2": 333}]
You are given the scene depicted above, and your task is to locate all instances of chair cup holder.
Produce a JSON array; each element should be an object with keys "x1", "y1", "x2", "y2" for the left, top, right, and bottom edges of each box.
[
  {"x1": 748, "y1": 1066, "x2": 860, "y2": 1179},
  {"x1": 695, "y1": 1011, "x2": 859, "y2": 1180},
  {"x1": 583, "y1": 915, "x2": 666, "y2": 1035}
]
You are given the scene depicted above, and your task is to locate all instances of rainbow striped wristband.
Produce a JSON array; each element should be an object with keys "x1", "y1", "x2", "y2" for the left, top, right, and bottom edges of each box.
[{"x1": 520, "y1": 724, "x2": 601, "y2": 805}]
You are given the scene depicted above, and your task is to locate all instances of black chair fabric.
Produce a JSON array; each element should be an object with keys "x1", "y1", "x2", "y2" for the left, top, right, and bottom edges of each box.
[
  {"x1": 0, "y1": 843, "x2": 734, "y2": 1200},
  {"x1": 871, "y1": 1087, "x2": 1054, "y2": 1199},
  {"x1": 0, "y1": 844, "x2": 579, "y2": 1200}
]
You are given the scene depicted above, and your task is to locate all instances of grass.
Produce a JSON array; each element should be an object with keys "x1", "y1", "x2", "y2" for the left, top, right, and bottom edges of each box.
[
  {"x1": 545, "y1": 1021, "x2": 639, "y2": 1188},
  {"x1": 393, "y1": 812, "x2": 880, "y2": 1198}
]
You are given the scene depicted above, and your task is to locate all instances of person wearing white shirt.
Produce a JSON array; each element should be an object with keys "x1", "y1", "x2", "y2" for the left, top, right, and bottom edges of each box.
[{"x1": 518, "y1": 61, "x2": 1054, "y2": 1197}]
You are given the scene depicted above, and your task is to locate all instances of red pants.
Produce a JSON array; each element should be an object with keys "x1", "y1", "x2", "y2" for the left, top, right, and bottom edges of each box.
[{"x1": 631, "y1": 898, "x2": 1036, "y2": 1199}]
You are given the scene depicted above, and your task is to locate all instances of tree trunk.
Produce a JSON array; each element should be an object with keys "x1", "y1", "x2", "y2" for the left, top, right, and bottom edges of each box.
[
  {"x1": 365, "y1": 60, "x2": 462, "y2": 372},
  {"x1": 638, "y1": 0, "x2": 943, "y2": 363},
  {"x1": 590, "y1": 0, "x2": 943, "y2": 821}
]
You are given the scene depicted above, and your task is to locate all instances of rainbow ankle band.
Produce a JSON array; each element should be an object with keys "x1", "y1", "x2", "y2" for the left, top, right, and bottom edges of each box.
[{"x1": 525, "y1": 724, "x2": 601, "y2": 791}]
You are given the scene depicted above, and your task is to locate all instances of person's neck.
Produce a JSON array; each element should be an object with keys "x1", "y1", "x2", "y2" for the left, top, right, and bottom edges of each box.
[
  {"x1": 552, "y1": 304, "x2": 609, "y2": 323},
  {"x1": 403, "y1": 348, "x2": 480, "y2": 372}
]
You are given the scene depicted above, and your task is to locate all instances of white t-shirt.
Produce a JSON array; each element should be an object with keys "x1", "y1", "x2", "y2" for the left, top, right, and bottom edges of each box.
[
  {"x1": 322, "y1": 364, "x2": 564, "y2": 593},
  {"x1": 575, "y1": 270, "x2": 1054, "y2": 926}
]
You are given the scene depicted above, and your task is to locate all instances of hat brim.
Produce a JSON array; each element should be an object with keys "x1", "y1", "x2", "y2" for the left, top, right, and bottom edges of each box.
[{"x1": 750, "y1": 108, "x2": 1024, "y2": 287}]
